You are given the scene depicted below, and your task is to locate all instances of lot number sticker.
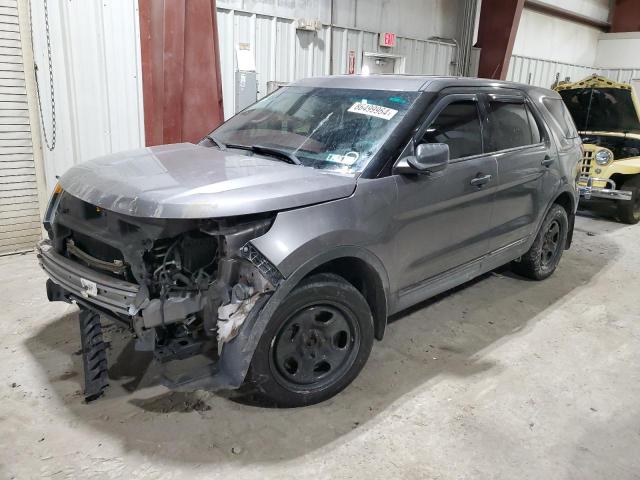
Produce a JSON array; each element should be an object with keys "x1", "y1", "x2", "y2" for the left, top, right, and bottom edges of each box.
[
  {"x1": 348, "y1": 102, "x2": 398, "y2": 120},
  {"x1": 326, "y1": 151, "x2": 360, "y2": 165}
]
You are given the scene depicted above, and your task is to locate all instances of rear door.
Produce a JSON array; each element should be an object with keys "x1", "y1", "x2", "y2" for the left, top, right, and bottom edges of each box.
[
  {"x1": 481, "y1": 92, "x2": 553, "y2": 250},
  {"x1": 391, "y1": 93, "x2": 498, "y2": 291}
]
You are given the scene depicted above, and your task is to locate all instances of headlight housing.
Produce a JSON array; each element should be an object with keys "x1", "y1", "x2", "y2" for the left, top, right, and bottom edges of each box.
[
  {"x1": 43, "y1": 183, "x2": 63, "y2": 237},
  {"x1": 595, "y1": 149, "x2": 613, "y2": 166}
]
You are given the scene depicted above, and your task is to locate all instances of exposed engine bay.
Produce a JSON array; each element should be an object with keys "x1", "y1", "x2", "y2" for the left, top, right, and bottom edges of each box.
[
  {"x1": 581, "y1": 134, "x2": 640, "y2": 160},
  {"x1": 41, "y1": 191, "x2": 281, "y2": 367}
]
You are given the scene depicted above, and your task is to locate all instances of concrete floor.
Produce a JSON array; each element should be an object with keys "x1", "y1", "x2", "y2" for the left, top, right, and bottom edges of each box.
[{"x1": 0, "y1": 211, "x2": 639, "y2": 479}]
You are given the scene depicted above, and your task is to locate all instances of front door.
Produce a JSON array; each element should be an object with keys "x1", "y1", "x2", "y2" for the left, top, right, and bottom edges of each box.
[{"x1": 390, "y1": 95, "x2": 498, "y2": 295}]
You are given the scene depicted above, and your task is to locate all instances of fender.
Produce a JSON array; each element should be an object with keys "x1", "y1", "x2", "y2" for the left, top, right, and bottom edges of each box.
[
  {"x1": 528, "y1": 183, "x2": 577, "y2": 252},
  {"x1": 602, "y1": 156, "x2": 640, "y2": 177},
  {"x1": 217, "y1": 245, "x2": 391, "y2": 388}
]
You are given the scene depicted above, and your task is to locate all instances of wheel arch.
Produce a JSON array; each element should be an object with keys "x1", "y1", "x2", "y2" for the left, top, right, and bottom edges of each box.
[
  {"x1": 217, "y1": 246, "x2": 390, "y2": 388},
  {"x1": 307, "y1": 254, "x2": 388, "y2": 341},
  {"x1": 550, "y1": 189, "x2": 576, "y2": 249},
  {"x1": 609, "y1": 172, "x2": 639, "y2": 189}
]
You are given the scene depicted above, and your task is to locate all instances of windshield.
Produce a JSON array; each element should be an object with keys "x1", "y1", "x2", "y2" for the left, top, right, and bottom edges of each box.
[
  {"x1": 210, "y1": 86, "x2": 419, "y2": 173},
  {"x1": 558, "y1": 87, "x2": 640, "y2": 134}
]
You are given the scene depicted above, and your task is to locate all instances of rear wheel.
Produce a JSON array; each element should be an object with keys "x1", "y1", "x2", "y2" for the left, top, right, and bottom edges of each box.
[
  {"x1": 512, "y1": 204, "x2": 568, "y2": 280},
  {"x1": 243, "y1": 273, "x2": 374, "y2": 407},
  {"x1": 616, "y1": 176, "x2": 640, "y2": 225}
]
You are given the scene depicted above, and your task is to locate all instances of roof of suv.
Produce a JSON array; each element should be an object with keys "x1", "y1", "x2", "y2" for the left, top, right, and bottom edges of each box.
[{"x1": 293, "y1": 74, "x2": 559, "y2": 98}]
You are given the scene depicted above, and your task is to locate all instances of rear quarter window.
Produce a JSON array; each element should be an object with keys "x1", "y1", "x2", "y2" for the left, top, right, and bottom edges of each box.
[{"x1": 543, "y1": 97, "x2": 579, "y2": 139}]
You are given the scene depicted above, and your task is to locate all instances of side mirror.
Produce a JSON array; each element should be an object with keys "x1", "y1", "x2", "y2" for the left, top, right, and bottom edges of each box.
[{"x1": 394, "y1": 143, "x2": 450, "y2": 175}]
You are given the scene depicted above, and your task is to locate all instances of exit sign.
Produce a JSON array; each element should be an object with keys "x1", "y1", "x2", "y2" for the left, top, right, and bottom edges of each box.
[{"x1": 379, "y1": 32, "x2": 396, "y2": 47}]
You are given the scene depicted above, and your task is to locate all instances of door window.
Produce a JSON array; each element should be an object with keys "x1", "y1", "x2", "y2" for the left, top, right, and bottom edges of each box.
[
  {"x1": 485, "y1": 101, "x2": 542, "y2": 152},
  {"x1": 422, "y1": 100, "x2": 483, "y2": 160}
]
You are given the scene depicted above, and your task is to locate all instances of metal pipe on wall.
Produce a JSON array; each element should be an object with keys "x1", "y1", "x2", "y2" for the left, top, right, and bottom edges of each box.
[
  {"x1": 458, "y1": 0, "x2": 478, "y2": 76},
  {"x1": 329, "y1": 0, "x2": 334, "y2": 74}
]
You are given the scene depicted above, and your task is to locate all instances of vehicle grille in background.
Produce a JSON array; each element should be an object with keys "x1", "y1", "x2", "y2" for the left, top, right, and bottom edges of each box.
[{"x1": 581, "y1": 150, "x2": 594, "y2": 177}]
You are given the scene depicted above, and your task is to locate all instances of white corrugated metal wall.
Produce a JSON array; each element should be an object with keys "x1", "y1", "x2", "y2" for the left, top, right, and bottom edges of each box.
[
  {"x1": 0, "y1": 0, "x2": 40, "y2": 255},
  {"x1": 217, "y1": 9, "x2": 330, "y2": 117},
  {"x1": 24, "y1": 1, "x2": 640, "y2": 171},
  {"x1": 507, "y1": 54, "x2": 640, "y2": 89},
  {"x1": 600, "y1": 68, "x2": 640, "y2": 84},
  {"x1": 507, "y1": 55, "x2": 598, "y2": 88},
  {"x1": 217, "y1": 7, "x2": 458, "y2": 119},
  {"x1": 29, "y1": 0, "x2": 145, "y2": 192},
  {"x1": 330, "y1": 27, "x2": 457, "y2": 77}
]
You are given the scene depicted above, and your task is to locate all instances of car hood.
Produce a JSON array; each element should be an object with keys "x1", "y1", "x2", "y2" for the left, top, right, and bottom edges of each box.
[
  {"x1": 58, "y1": 143, "x2": 357, "y2": 218},
  {"x1": 556, "y1": 75, "x2": 640, "y2": 134}
]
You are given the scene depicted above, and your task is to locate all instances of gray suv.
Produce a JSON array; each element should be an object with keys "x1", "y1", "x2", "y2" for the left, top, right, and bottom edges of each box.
[{"x1": 38, "y1": 75, "x2": 581, "y2": 406}]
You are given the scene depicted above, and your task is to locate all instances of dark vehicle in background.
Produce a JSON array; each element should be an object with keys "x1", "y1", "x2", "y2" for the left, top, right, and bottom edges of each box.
[{"x1": 38, "y1": 75, "x2": 580, "y2": 407}]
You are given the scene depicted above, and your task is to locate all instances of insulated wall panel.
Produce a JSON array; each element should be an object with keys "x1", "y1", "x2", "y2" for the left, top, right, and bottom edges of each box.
[
  {"x1": 599, "y1": 68, "x2": 640, "y2": 84},
  {"x1": 507, "y1": 54, "x2": 640, "y2": 89},
  {"x1": 30, "y1": 0, "x2": 145, "y2": 191},
  {"x1": 508, "y1": 54, "x2": 599, "y2": 88},
  {"x1": 218, "y1": 7, "x2": 459, "y2": 119}
]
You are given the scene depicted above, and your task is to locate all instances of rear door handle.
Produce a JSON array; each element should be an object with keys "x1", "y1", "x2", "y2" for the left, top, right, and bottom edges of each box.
[
  {"x1": 470, "y1": 174, "x2": 492, "y2": 187},
  {"x1": 541, "y1": 155, "x2": 554, "y2": 167}
]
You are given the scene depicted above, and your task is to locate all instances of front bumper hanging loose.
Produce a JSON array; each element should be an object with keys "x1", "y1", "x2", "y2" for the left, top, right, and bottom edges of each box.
[
  {"x1": 37, "y1": 239, "x2": 205, "y2": 329},
  {"x1": 36, "y1": 237, "x2": 278, "y2": 397},
  {"x1": 37, "y1": 239, "x2": 141, "y2": 316},
  {"x1": 578, "y1": 176, "x2": 633, "y2": 201}
]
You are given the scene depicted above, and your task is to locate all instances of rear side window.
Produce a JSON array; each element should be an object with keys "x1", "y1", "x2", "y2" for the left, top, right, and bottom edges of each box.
[
  {"x1": 484, "y1": 101, "x2": 541, "y2": 152},
  {"x1": 543, "y1": 97, "x2": 579, "y2": 139},
  {"x1": 422, "y1": 100, "x2": 483, "y2": 160}
]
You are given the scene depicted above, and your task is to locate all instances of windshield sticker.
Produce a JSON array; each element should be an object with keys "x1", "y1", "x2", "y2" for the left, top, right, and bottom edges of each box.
[
  {"x1": 348, "y1": 102, "x2": 398, "y2": 120},
  {"x1": 326, "y1": 151, "x2": 360, "y2": 165}
]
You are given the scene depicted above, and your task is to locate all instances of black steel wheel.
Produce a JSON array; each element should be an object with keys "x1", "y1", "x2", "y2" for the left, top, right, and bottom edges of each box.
[
  {"x1": 617, "y1": 176, "x2": 640, "y2": 225},
  {"x1": 512, "y1": 204, "x2": 568, "y2": 280},
  {"x1": 540, "y1": 219, "x2": 562, "y2": 269},
  {"x1": 270, "y1": 303, "x2": 360, "y2": 392},
  {"x1": 243, "y1": 273, "x2": 374, "y2": 407}
]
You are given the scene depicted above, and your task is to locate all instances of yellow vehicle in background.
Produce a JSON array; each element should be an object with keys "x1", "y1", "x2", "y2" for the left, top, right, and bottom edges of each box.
[{"x1": 555, "y1": 75, "x2": 640, "y2": 224}]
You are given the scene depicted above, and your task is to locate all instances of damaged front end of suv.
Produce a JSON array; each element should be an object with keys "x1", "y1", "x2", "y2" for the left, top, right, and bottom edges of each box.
[
  {"x1": 39, "y1": 186, "x2": 282, "y2": 399},
  {"x1": 35, "y1": 124, "x2": 364, "y2": 404},
  {"x1": 37, "y1": 80, "x2": 420, "y2": 405}
]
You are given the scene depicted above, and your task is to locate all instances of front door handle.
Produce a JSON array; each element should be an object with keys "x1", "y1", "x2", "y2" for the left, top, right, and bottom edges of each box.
[
  {"x1": 541, "y1": 155, "x2": 554, "y2": 167},
  {"x1": 470, "y1": 174, "x2": 492, "y2": 187}
]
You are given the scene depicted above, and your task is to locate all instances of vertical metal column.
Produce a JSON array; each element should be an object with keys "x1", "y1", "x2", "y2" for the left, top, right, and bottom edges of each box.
[
  {"x1": 611, "y1": 0, "x2": 640, "y2": 33},
  {"x1": 475, "y1": 0, "x2": 525, "y2": 79},
  {"x1": 139, "y1": 0, "x2": 224, "y2": 146}
]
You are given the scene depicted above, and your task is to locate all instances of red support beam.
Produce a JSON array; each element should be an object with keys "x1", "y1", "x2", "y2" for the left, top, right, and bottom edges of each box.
[
  {"x1": 610, "y1": 0, "x2": 640, "y2": 33},
  {"x1": 139, "y1": 0, "x2": 224, "y2": 147},
  {"x1": 525, "y1": 0, "x2": 610, "y2": 30},
  {"x1": 475, "y1": 0, "x2": 525, "y2": 80}
]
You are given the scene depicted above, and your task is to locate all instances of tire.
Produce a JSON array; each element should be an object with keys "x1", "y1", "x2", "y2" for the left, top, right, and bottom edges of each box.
[
  {"x1": 616, "y1": 176, "x2": 640, "y2": 225},
  {"x1": 512, "y1": 204, "x2": 568, "y2": 281},
  {"x1": 243, "y1": 273, "x2": 374, "y2": 407}
]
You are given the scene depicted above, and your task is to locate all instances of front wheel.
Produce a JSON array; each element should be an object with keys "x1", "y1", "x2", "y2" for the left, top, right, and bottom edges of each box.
[
  {"x1": 512, "y1": 204, "x2": 568, "y2": 280},
  {"x1": 616, "y1": 176, "x2": 640, "y2": 224},
  {"x1": 243, "y1": 273, "x2": 374, "y2": 407}
]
